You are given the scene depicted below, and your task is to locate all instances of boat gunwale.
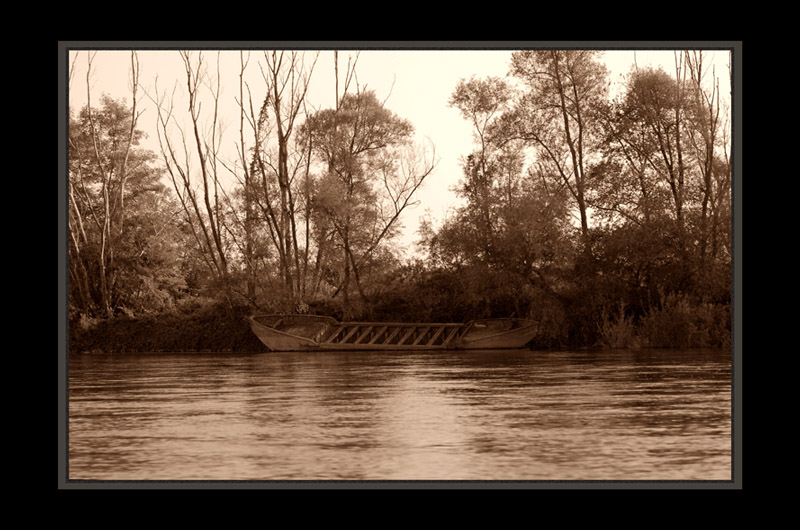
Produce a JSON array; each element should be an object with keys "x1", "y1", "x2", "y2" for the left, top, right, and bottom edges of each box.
[
  {"x1": 458, "y1": 322, "x2": 538, "y2": 345},
  {"x1": 248, "y1": 315, "x2": 330, "y2": 346},
  {"x1": 249, "y1": 314, "x2": 536, "y2": 349}
]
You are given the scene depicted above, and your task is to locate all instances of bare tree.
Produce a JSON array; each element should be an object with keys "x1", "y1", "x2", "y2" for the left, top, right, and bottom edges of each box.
[
  {"x1": 235, "y1": 51, "x2": 258, "y2": 302},
  {"x1": 152, "y1": 51, "x2": 235, "y2": 308},
  {"x1": 684, "y1": 50, "x2": 730, "y2": 263},
  {"x1": 232, "y1": 50, "x2": 321, "y2": 310}
]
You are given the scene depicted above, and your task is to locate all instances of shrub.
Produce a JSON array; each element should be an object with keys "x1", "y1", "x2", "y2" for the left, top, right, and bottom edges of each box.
[
  {"x1": 597, "y1": 303, "x2": 641, "y2": 349},
  {"x1": 67, "y1": 300, "x2": 267, "y2": 353},
  {"x1": 639, "y1": 294, "x2": 731, "y2": 349}
]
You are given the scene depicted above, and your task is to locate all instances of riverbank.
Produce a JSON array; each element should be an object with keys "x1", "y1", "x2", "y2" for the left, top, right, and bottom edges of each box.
[
  {"x1": 67, "y1": 298, "x2": 731, "y2": 354},
  {"x1": 68, "y1": 304, "x2": 268, "y2": 354}
]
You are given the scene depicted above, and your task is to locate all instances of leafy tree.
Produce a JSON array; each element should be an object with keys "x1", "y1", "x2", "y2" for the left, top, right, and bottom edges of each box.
[
  {"x1": 505, "y1": 50, "x2": 609, "y2": 248},
  {"x1": 69, "y1": 52, "x2": 145, "y2": 317},
  {"x1": 304, "y1": 89, "x2": 434, "y2": 317},
  {"x1": 620, "y1": 66, "x2": 690, "y2": 235},
  {"x1": 594, "y1": 54, "x2": 731, "y2": 309},
  {"x1": 419, "y1": 74, "x2": 574, "y2": 323},
  {"x1": 69, "y1": 92, "x2": 184, "y2": 316},
  {"x1": 426, "y1": 51, "x2": 731, "y2": 346}
]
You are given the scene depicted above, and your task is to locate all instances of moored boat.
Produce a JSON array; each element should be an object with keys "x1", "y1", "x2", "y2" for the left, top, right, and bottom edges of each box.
[{"x1": 248, "y1": 314, "x2": 538, "y2": 351}]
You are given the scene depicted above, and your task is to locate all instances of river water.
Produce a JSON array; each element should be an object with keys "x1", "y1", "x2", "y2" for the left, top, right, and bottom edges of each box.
[{"x1": 65, "y1": 348, "x2": 733, "y2": 484}]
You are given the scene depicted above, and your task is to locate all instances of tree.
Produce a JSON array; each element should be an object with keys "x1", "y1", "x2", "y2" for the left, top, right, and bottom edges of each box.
[
  {"x1": 234, "y1": 50, "x2": 320, "y2": 310},
  {"x1": 623, "y1": 65, "x2": 689, "y2": 237},
  {"x1": 68, "y1": 51, "x2": 143, "y2": 317},
  {"x1": 419, "y1": 74, "x2": 573, "y2": 322},
  {"x1": 506, "y1": 50, "x2": 609, "y2": 248},
  {"x1": 304, "y1": 89, "x2": 435, "y2": 317},
  {"x1": 599, "y1": 56, "x2": 730, "y2": 287},
  {"x1": 152, "y1": 51, "x2": 237, "y2": 309},
  {"x1": 683, "y1": 50, "x2": 731, "y2": 266},
  {"x1": 69, "y1": 52, "x2": 184, "y2": 317},
  {"x1": 447, "y1": 76, "x2": 515, "y2": 259},
  {"x1": 588, "y1": 53, "x2": 732, "y2": 314}
]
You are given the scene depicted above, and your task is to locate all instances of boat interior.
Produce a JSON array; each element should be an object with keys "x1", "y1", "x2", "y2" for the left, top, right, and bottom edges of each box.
[{"x1": 252, "y1": 315, "x2": 524, "y2": 348}]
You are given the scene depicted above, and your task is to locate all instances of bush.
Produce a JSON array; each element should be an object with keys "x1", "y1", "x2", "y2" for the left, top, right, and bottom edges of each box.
[
  {"x1": 307, "y1": 296, "x2": 345, "y2": 321},
  {"x1": 524, "y1": 286, "x2": 569, "y2": 349},
  {"x1": 639, "y1": 294, "x2": 731, "y2": 349},
  {"x1": 68, "y1": 300, "x2": 267, "y2": 353},
  {"x1": 597, "y1": 303, "x2": 641, "y2": 349}
]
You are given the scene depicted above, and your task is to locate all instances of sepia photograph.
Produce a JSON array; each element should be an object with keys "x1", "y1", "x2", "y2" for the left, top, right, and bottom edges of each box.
[{"x1": 58, "y1": 41, "x2": 741, "y2": 489}]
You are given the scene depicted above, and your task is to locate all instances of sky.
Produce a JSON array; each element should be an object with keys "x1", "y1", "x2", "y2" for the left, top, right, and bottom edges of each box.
[{"x1": 66, "y1": 45, "x2": 732, "y2": 258}]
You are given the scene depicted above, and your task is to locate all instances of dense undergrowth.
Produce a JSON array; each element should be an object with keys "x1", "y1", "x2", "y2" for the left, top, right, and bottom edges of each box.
[
  {"x1": 67, "y1": 291, "x2": 731, "y2": 353},
  {"x1": 69, "y1": 302, "x2": 267, "y2": 353}
]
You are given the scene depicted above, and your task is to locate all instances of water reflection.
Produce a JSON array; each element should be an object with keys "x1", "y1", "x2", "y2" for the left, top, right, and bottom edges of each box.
[{"x1": 68, "y1": 348, "x2": 731, "y2": 481}]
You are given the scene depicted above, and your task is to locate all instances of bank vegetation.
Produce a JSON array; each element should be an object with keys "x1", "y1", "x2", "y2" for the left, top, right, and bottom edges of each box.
[{"x1": 67, "y1": 50, "x2": 732, "y2": 352}]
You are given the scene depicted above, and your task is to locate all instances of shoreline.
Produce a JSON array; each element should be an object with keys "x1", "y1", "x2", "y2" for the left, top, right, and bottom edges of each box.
[{"x1": 67, "y1": 301, "x2": 731, "y2": 354}]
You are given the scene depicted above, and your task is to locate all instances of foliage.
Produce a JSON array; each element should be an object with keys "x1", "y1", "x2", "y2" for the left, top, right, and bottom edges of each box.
[
  {"x1": 639, "y1": 294, "x2": 731, "y2": 349},
  {"x1": 69, "y1": 301, "x2": 266, "y2": 353},
  {"x1": 418, "y1": 50, "x2": 731, "y2": 350},
  {"x1": 597, "y1": 303, "x2": 640, "y2": 349},
  {"x1": 69, "y1": 95, "x2": 193, "y2": 317},
  {"x1": 68, "y1": 51, "x2": 732, "y2": 352},
  {"x1": 302, "y1": 89, "x2": 433, "y2": 318}
]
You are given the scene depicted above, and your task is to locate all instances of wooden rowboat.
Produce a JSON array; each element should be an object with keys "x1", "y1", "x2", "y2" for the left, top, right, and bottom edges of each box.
[{"x1": 248, "y1": 314, "x2": 538, "y2": 351}]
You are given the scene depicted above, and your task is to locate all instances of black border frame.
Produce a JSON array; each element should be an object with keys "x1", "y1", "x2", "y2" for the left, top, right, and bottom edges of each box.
[{"x1": 57, "y1": 40, "x2": 742, "y2": 491}]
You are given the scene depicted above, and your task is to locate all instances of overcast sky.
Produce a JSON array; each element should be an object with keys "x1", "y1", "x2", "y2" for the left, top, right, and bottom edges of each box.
[{"x1": 66, "y1": 46, "x2": 731, "y2": 258}]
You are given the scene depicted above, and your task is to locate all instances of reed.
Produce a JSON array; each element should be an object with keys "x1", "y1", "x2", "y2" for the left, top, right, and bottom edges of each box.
[
  {"x1": 597, "y1": 303, "x2": 641, "y2": 349},
  {"x1": 639, "y1": 294, "x2": 731, "y2": 349}
]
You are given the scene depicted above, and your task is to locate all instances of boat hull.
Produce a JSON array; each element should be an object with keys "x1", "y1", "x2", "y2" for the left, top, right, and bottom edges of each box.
[{"x1": 248, "y1": 314, "x2": 538, "y2": 352}]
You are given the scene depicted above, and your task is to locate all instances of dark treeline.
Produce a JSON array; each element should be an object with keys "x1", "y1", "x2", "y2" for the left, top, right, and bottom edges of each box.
[{"x1": 67, "y1": 50, "x2": 732, "y2": 351}]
